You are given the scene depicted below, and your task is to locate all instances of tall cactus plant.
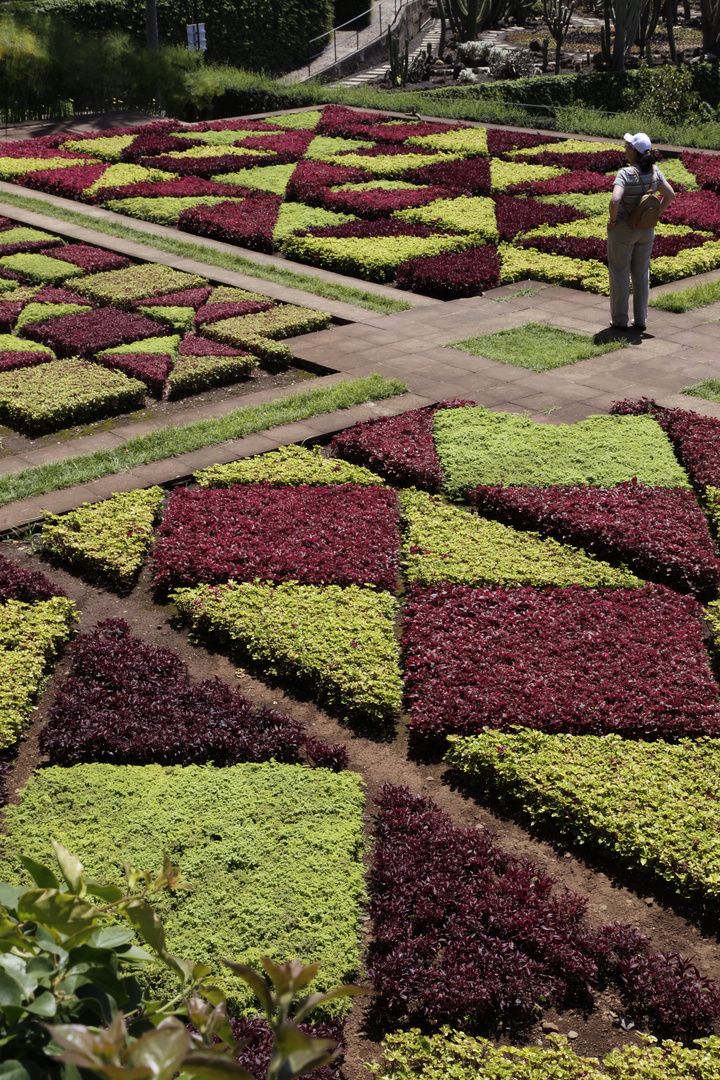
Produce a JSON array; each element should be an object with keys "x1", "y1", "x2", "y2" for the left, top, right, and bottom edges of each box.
[
  {"x1": 389, "y1": 32, "x2": 409, "y2": 86},
  {"x1": 543, "y1": 0, "x2": 574, "y2": 74},
  {"x1": 447, "y1": 0, "x2": 506, "y2": 38},
  {"x1": 599, "y1": 0, "x2": 645, "y2": 69}
]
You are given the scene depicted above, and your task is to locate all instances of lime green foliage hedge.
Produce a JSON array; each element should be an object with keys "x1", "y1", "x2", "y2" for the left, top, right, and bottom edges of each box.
[
  {"x1": 449, "y1": 321, "x2": 627, "y2": 372},
  {"x1": 42, "y1": 487, "x2": 165, "y2": 587},
  {"x1": 445, "y1": 728, "x2": 720, "y2": 908},
  {"x1": 0, "y1": 760, "x2": 365, "y2": 1013},
  {"x1": 407, "y1": 128, "x2": 489, "y2": 156},
  {"x1": 167, "y1": 353, "x2": 259, "y2": 397},
  {"x1": 0, "y1": 157, "x2": 98, "y2": 180},
  {"x1": 281, "y1": 234, "x2": 471, "y2": 283},
  {"x1": 305, "y1": 136, "x2": 375, "y2": 159},
  {"x1": 202, "y1": 304, "x2": 332, "y2": 368},
  {"x1": 0, "y1": 333, "x2": 50, "y2": 354},
  {"x1": 136, "y1": 304, "x2": 196, "y2": 332},
  {"x1": 16, "y1": 302, "x2": 91, "y2": 330},
  {"x1": 319, "y1": 152, "x2": 451, "y2": 178},
  {"x1": 499, "y1": 243, "x2": 610, "y2": 293},
  {"x1": 0, "y1": 253, "x2": 83, "y2": 285},
  {"x1": 651, "y1": 242, "x2": 720, "y2": 286},
  {"x1": 106, "y1": 196, "x2": 235, "y2": 226},
  {"x1": 433, "y1": 408, "x2": 690, "y2": 499},
  {"x1": 371, "y1": 1026, "x2": 720, "y2": 1080},
  {"x1": 399, "y1": 488, "x2": 641, "y2": 589},
  {"x1": 90, "y1": 164, "x2": 172, "y2": 192},
  {"x1": 74, "y1": 265, "x2": 208, "y2": 308},
  {"x1": 195, "y1": 444, "x2": 386, "y2": 488},
  {"x1": 0, "y1": 358, "x2": 146, "y2": 434},
  {"x1": 0, "y1": 226, "x2": 59, "y2": 247},
  {"x1": 273, "y1": 202, "x2": 355, "y2": 243},
  {"x1": 0, "y1": 597, "x2": 77, "y2": 749},
  {"x1": 217, "y1": 163, "x2": 296, "y2": 194},
  {"x1": 395, "y1": 196, "x2": 498, "y2": 243},
  {"x1": 490, "y1": 159, "x2": 566, "y2": 191},
  {"x1": 64, "y1": 134, "x2": 136, "y2": 161},
  {"x1": 100, "y1": 335, "x2": 180, "y2": 358},
  {"x1": 173, "y1": 581, "x2": 403, "y2": 724}
]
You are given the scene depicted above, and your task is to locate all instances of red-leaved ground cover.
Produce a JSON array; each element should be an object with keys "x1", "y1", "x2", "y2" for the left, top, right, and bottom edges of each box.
[
  {"x1": 611, "y1": 398, "x2": 720, "y2": 488},
  {"x1": 95, "y1": 352, "x2": 172, "y2": 397},
  {"x1": 493, "y1": 193, "x2": 584, "y2": 241},
  {"x1": 230, "y1": 1018, "x2": 344, "y2": 1080},
  {"x1": 40, "y1": 619, "x2": 347, "y2": 769},
  {"x1": 369, "y1": 785, "x2": 720, "y2": 1038},
  {"x1": 402, "y1": 584, "x2": 720, "y2": 741},
  {"x1": 404, "y1": 157, "x2": 492, "y2": 195},
  {"x1": 24, "y1": 163, "x2": 110, "y2": 199},
  {"x1": 39, "y1": 244, "x2": 131, "y2": 273},
  {"x1": 510, "y1": 170, "x2": 613, "y2": 195},
  {"x1": 21, "y1": 307, "x2": 168, "y2": 357},
  {"x1": 309, "y1": 184, "x2": 450, "y2": 218},
  {"x1": 471, "y1": 481, "x2": 720, "y2": 596},
  {"x1": 0, "y1": 235, "x2": 62, "y2": 257},
  {"x1": 515, "y1": 231, "x2": 708, "y2": 264},
  {"x1": 194, "y1": 299, "x2": 275, "y2": 326},
  {"x1": 133, "y1": 287, "x2": 213, "y2": 310},
  {"x1": 663, "y1": 190, "x2": 720, "y2": 232},
  {"x1": 0, "y1": 551, "x2": 66, "y2": 602},
  {"x1": 151, "y1": 484, "x2": 401, "y2": 592},
  {"x1": 286, "y1": 159, "x2": 371, "y2": 202},
  {"x1": 0, "y1": 351, "x2": 54, "y2": 373},
  {"x1": 179, "y1": 333, "x2": 246, "y2": 357},
  {"x1": 177, "y1": 195, "x2": 282, "y2": 251},
  {"x1": 519, "y1": 149, "x2": 625, "y2": 172},
  {"x1": 0, "y1": 302, "x2": 24, "y2": 331},
  {"x1": 329, "y1": 400, "x2": 475, "y2": 490},
  {"x1": 682, "y1": 151, "x2": 720, "y2": 191},
  {"x1": 396, "y1": 246, "x2": 500, "y2": 299}
]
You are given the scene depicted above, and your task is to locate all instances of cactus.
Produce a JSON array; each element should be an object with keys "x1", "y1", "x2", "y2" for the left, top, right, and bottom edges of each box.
[
  {"x1": 541, "y1": 34, "x2": 550, "y2": 69},
  {"x1": 389, "y1": 32, "x2": 409, "y2": 86},
  {"x1": 543, "y1": 0, "x2": 574, "y2": 73},
  {"x1": 635, "y1": 0, "x2": 662, "y2": 62},
  {"x1": 598, "y1": 0, "x2": 647, "y2": 70},
  {"x1": 447, "y1": 0, "x2": 505, "y2": 38}
]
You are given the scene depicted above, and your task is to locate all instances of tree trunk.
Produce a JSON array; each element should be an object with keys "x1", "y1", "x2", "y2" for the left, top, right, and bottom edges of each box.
[
  {"x1": 700, "y1": 0, "x2": 720, "y2": 55},
  {"x1": 555, "y1": 38, "x2": 562, "y2": 72}
]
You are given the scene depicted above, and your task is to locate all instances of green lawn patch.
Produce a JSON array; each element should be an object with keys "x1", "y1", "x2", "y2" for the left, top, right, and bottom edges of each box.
[
  {"x1": 0, "y1": 761, "x2": 366, "y2": 1014},
  {"x1": 399, "y1": 488, "x2": 641, "y2": 588},
  {"x1": 0, "y1": 374, "x2": 407, "y2": 507},
  {"x1": 448, "y1": 321, "x2": 627, "y2": 372},
  {"x1": 446, "y1": 728, "x2": 720, "y2": 910},
  {"x1": 433, "y1": 407, "x2": 690, "y2": 497},
  {"x1": 650, "y1": 279, "x2": 720, "y2": 312},
  {"x1": 173, "y1": 581, "x2": 403, "y2": 725},
  {"x1": 0, "y1": 191, "x2": 412, "y2": 315},
  {"x1": 681, "y1": 378, "x2": 720, "y2": 402}
]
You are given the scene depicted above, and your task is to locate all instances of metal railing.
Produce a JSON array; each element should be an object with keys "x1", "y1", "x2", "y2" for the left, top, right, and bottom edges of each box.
[{"x1": 307, "y1": 0, "x2": 407, "y2": 74}]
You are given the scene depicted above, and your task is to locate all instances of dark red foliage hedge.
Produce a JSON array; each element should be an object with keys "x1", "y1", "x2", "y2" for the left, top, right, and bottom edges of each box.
[
  {"x1": 239, "y1": 130, "x2": 314, "y2": 159},
  {"x1": 302, "y1": 219, "x2": 440, "y2": 240},
  {"x1": 229, "y1": 1017, "x2": 344, "y2": 1080},
  {"x1": 177, "y1": 195, "x2": 282, "y2": 252},
  {"x1": 0, "y1": 351, "x2": 54, "y2": 372},
  {"x1": 369, "y1": 785, "x2": 720, "y2": 1038},
  {"x1": 0, "y1": 235, "x2": 62, "y2": 257},
  {"x1": 518, "y1": 149, "x2": 625, "y2": 173},
  {"x1": 22, "y1": 308, "x2": 167, "y2": 358},
  {"x1": 0, "y1": 139, "x2": 86, "y2": 157},
  {"x1": 140, "y1": 152, "x2": 280, "y2": 178},
  {"x1": 97, "y1": 178, "x2": 254, "y2": 201},
  {"x1": 315, "y1": 104, "x2": 395, "y2": 135},
  {"x1": 338, "y1": 121, "x2": 457, "y2": 144},
  {"x1": 0, "y1": 301, "x2": 24, "y2": 331},
  {"x1": 134, "y1": 287, "x2": 213, "y2": 310},
  {"x1": 404, "y1": 156, "x2": 492, "y2": 196},
  {"x1": 493, "y1": 193, "x2": 584, "y2": 240},
  {"x1": 330, "y1": 400, "x2": 475, "y2": 490},
  {"x1": 186, "y1": 118, "x2": 280, "y2": 133},
  {"x1": 152, "y1": 484, "x2": 401, "y2": 593},
  {"x1": 120, "y1": 133, "x2": 197, "y2": 162},
  {"x1": 396, "y1": 246, "x2": 500, "y2": 299},
  {"x1": 33, "y1": 286, "x2": 97, "y2": 305},
  {"x1": 510, "y1": 170, "x2": 612, "y2": 195},
  {"x1": 515, "y1": 231, "x2": 708, "y2": 264},
  {"x1": 662, "y1": 190, "x2": 720, "y2": 233},
  {"x1": 40, "y1": 618, "x2": 344, "y2": 769},
  {"x1": 611, "y1": 398, "x2": 720, "y2": 488},
  {"x1": 23, "y1": 163, "x2": 110, "y2": 199},
  {"x1": 344, "y1": 143, "x2": 437, "y2": 160},
  {"x1": 403, "y1": 584, "x2": 720, "y2": 741},
  {"x1": 486, "y1": 130, "x2": 557, "y2": 154},
  {"x1": 681, "y1": 151, "x2": 720, "y2": 191},
  {"x1": 285, "y1": 159, "x2": 371, "y2": 202},
  {"x1": 96, "y1": 352, "x2": 171, "y2": 397},
  {"x1": 194, "y1": 299, "x2": 275, "y2": 327},
  {"x1": 309, "y1": 184, "x2": 450, "y2": 219},
  {"x1": 41, "y1": 244, "x2": 131, "y2": 273},
  {"x1": 179, "y1": 333, "x2": 245, "y2": 357},
  {"x1": 0, "y1": 551, "x2": 66, "y2": 602},
  {"x1": 471, "y1": 481, "x2": 720, "y2": 596}
]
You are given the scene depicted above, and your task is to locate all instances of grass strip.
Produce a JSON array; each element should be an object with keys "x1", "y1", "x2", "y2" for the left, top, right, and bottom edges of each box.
[
  {"x1": 0, "y1": 190, "x2": 412, "y2": 315},
  {"x1": 650, "y1": 278, "x2": 720, "y2": 313},
  {"x1": 0, "y1": 373, "x2": 407, "y2": 508},
  {"x1": 682, "y1": 378, "x2": 720, "y2": 403},
  {"x1": 448, "y1": 321, "x2": 627, "y2": 371}
]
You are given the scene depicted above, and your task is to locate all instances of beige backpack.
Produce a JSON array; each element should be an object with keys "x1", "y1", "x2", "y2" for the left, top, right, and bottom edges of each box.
[{"x1": 623, "y1": 166, "x2": 662, "y2": 229}]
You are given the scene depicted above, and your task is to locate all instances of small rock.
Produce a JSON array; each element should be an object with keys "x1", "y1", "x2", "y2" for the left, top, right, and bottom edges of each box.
[
  {"x1": 541, "y1": 1021, "x2": 559, "y2": 1033},
  {"x1": 567, "y1": 1030, "x2": 579, "y2": 1040},
  {"x1": 619, "y1": 1016, "x2": 635, "y2": 1031},
  {"x1": 644, "y1": 897, "x2": 654, "y2": 906},
  {"x1": 426, "y1": 776, "x2": 435, "y2": 781},
  {"x1": 564, "y1": 852, "x2": 572, "y2": 858},
  {"x1": 599, "y1": 904, "x2": 608, "y2": 911}
]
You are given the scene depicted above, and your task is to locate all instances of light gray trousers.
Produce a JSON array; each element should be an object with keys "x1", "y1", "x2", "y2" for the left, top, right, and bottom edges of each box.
[{"x1": 607, "y1": 222, "x2": 655, "y2": 328}]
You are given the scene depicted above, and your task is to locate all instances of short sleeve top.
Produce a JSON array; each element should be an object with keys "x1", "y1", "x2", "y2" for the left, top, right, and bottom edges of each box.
[{"x1": 613, "y1": 165, "x2": 665, "y2": 221}]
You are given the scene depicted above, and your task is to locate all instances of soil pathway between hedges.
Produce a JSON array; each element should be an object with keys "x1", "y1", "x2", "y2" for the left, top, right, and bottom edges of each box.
[{"x1": 2, "y1": 541, "x2": 720, "y2": 1076}]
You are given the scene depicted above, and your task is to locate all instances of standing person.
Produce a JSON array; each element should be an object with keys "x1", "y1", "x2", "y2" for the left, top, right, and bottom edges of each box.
[{"x1": 607, "y1": 132, "x2": 675, "y2": 332}]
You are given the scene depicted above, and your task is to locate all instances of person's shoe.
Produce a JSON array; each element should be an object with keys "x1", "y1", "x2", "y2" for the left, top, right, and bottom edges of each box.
[
  {"x1": 632, "y1": 323, "x2": 646, "y2": 332},
  {"x1": 611, "y1": 323, "x2": 629, "y2": 330}
]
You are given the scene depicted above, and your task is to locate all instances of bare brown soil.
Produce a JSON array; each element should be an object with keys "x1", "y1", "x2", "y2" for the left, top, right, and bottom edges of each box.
[{"x1": 2, "y1": 537, "x2": 720, "y2": 1078}]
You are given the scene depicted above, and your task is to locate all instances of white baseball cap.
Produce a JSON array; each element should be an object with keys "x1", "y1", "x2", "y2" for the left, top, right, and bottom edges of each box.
[{"x1": 623, "y1": 132, "x2": 652, "y2": 153}]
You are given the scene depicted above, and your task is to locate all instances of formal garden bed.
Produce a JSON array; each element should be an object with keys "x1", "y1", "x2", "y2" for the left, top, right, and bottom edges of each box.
[
  {"x1": 4, "y1": 108, "x2": 720, "y2": 301},
  {"x1": 4, "y1": 394, "x2": 720, "y2": 1076},
  {"x1": 0, "y1": 218, "x2": 333, "y2": 438}
]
